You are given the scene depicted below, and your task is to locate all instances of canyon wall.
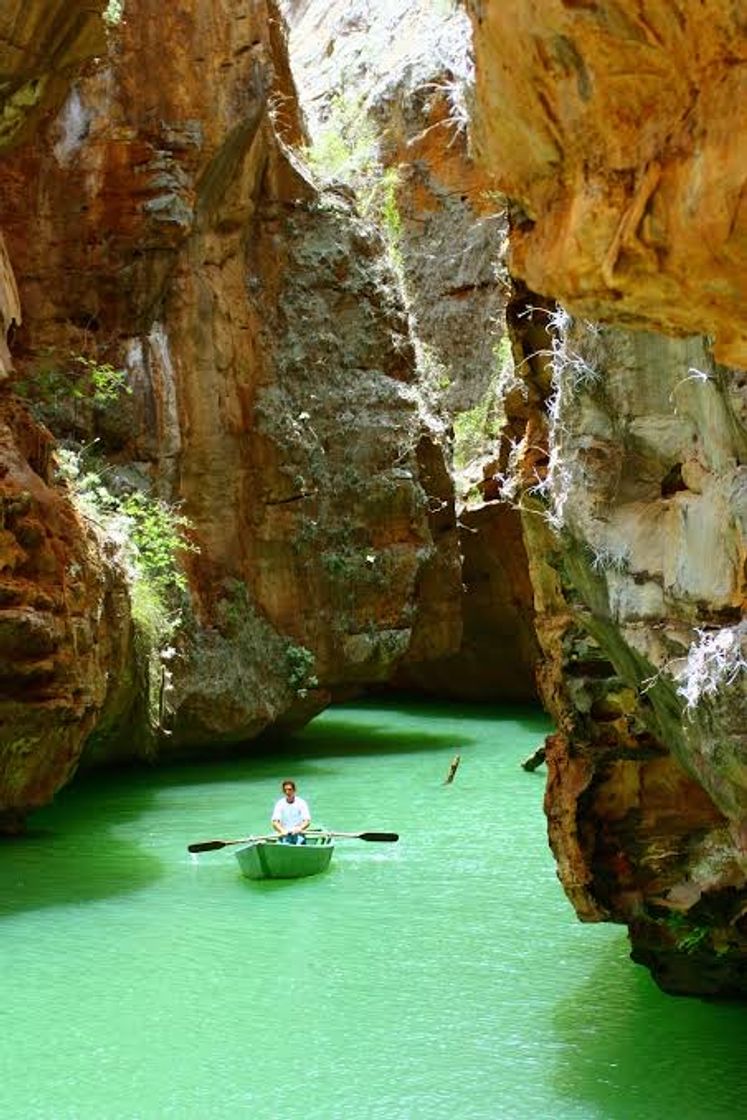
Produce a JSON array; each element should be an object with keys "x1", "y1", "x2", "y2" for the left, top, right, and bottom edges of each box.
[
  {"x1": 0, "y1": 2, "x2": 138, "y2": 831},
  {"x1": 468, "y1": 1, "x2": 747, "y2": 994},
  {"x1": 0, "y1": 0, "x2": 464, "y2": 826},
  {"x1": 282, "y1": 0, "x2": 540, "y2": 701},
  {"x1": 467, "y1": 0, "x2": 747, "y2": 369}
]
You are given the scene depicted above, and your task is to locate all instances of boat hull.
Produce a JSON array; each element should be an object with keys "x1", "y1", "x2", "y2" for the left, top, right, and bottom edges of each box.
[{"x1": 235, "y1": 836, "x2": 334, "y2": 880}]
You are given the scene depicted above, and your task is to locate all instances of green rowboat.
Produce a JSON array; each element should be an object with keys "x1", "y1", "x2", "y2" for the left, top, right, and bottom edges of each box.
[{"x1": 234, "y1": 834, "x2": 335, "y2": 881}]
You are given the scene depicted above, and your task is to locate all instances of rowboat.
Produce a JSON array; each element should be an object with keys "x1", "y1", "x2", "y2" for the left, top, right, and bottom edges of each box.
[
  {"x1": 234, "y1": 833, "x2": 335, "y2": 881},
  {"x1": 187, "y1": 830, "x2": 397, "y2": 877}
]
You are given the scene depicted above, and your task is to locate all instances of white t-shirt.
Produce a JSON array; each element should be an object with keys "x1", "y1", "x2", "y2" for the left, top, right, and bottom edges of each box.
[{"x1": 272, "y1": 795, "x2": 310, "y2": 831}]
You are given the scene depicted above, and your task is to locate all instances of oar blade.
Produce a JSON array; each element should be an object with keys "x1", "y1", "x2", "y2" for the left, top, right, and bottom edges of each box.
[
  {"x1": 188, "y1": 840, "x2": 227, "y2": 853},
  {"x1": 359, "y1": 831, "x2": 398, "y2": 842}
]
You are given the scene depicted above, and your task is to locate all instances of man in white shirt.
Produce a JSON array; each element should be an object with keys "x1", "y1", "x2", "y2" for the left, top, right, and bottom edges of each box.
[{"x1": 271, "y1": 779, "x2": 311, "y2": 844}]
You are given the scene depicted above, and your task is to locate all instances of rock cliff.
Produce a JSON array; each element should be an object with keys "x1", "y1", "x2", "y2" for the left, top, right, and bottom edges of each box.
[
  {"x1": 468, "y1": 1, "x2": 747, "y2": 994},
  {"x1": 0, "y1": 0, "x2": 463, "y2": 822},
  {"x1": 467, "y1": 0, "x2": 747, "y2": 369},
  {"x1": 0, "y1": 1, "x2": 135, "y2": 830},
  {"x1": 281, "y1": 0, "x2": 540, "y2": 700}
]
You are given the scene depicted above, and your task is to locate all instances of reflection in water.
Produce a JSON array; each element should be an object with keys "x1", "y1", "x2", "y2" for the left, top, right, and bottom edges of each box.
[
  {"x1": 0, "y1": 779, "x2": 164, "y2": 918},
  {"x1": 553, "y1": 936, "x2": 747, "y2": 1120}
]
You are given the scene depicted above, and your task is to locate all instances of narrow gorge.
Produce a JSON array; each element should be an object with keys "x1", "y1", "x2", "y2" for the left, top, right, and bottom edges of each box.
[{"x1": 2, "y1": 0, "x2": 746, "y2": 999}]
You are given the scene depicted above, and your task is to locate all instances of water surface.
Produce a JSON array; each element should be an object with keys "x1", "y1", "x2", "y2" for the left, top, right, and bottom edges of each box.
[{"x1": 2, "y1": 700, "x2": 746, "y2": 1119}]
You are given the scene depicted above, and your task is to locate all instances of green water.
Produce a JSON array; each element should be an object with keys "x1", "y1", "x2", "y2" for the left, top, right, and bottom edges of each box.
[{"x1": 2, "y1": 700, "x2": 746, "y2": 1120}]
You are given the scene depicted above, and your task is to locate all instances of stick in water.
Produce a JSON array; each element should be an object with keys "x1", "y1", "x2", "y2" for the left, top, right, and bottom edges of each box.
[
  {"x1": 521, "y1": 745, "x2": 546, "y2": 772},
  {"x1": 444, "y1": 754, "x2": 461, "y2": 784}
]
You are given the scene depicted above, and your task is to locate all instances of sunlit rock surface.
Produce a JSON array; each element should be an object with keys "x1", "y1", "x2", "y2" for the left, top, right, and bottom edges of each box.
[
  {"x1": 282, "y1": 0, "x2": 539, "y2": 699},
  {"x1": 0, "y1": 234, "x2": 20, "y2": 378},
  {"x1": 0, "y1": 0, "x2": 106, "y2": 150},
  {"x1": 506, "y1": 299, "x2": 747, "y2": 995},
  {"x1": 0, "y1": 0, "x2": 134, "y2": 826},
  {"x1": 467, "y1": 0, "x2": 747, "y2": 370}
]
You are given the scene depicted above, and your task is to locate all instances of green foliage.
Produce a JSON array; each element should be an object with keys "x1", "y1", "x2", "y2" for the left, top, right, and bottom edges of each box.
[
  {"x1": 453, "y1": 398, "x2": 496, "y2": 471},
  {"x1": 452, "y1": 335, "x2": 511, "y2": 472},
  {"x1": 364, "y1": 166, "x2": 402, "y2": 238},
  {"x1": 284, "y1": 642, "x2": 318, "y2": 696},
  {"x1": 291, "y1": 515, "x2": 320, "y2": 554},
  {"x1": 118, "y1": 491, "x2": 194, "y2": 597},
  {"x1": 322, "y1": 550, "x2": 354, "y2": 577},
  {"x1": 676, "y1": 926, "x2": 710, "y2": 954},
  {"x1": 14, "y1": 353, "x2": 131, "y2": 428},
  {"x1": 129, "y1": 577, "x2": 171, "y2": 651},
  {"x1": 321, "y1": 544, "x2": 388, "y2": 590},
  {"x1": 56, "y1": 444, "x2": 196, "y2": 736},
  {"x1": 379, "y1": 169, "x2": 402, "y2": 240},
  {"x1": 494, "y1": 334, "x2": 512, "y2": 372},
  {"x1": 103, "y1": 0, "x2": 124, "y2": 25},
  {"x1": 305, "y1": 93, "x2": 379, "y2": 187},
  {"x1": 15, "y1": 365, "x2": 72, "y2": 405},
  {"x1": 56, "y1": 447, "x2": 196, "y2": 634},
  {"x1": 662, "y1": 913, "x2": 711, "y2": 955},
  {"x1": 362, "y1": 166, "x2": 404, "y2": 274},
  {"x1": 74, "y1": 356, "x2": 130, "y2": 406}
]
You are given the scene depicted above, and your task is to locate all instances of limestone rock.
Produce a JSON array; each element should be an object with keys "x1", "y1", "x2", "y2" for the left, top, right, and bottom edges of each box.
[
  {"x1": 0, "y1": 0, "x2": 106, "y2": 150},
  {"x1": 0, "y1": 234, "x2": 20, "y2": 379},
  {"x1": 466, "y1": 1, "x2": 747, "y2": 369},
  {"x1": 0, "y1": 0, "x2": 463, "y2": 781},
  {"x1": 511, "y1": 304, "x2": 747, "y2": 995},
  {"x1": 464, "y1": 0, "x2": 747, "y2": 996},
  {"x1": 282, "y1": 0, "x2": 538, "y2": 700},
  {"x1": 0, "y1": 397, "x2": 134, "y2": 830}
]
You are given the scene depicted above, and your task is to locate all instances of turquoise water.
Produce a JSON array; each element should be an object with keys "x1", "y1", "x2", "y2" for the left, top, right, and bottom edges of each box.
[{"x1": 2, "y1": 700, "x2": 746, "y2": 1120}]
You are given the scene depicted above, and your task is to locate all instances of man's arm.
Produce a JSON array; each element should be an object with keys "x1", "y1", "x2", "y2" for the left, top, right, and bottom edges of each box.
[{"x1": 271, "y1": 801, "x2": 286, "y2": 835}]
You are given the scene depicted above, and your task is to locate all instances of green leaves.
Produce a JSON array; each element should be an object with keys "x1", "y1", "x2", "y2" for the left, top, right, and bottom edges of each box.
[
  {"x1": 73, "y1": 356, "x2": 131, "y2": 406},
  {"x1": 56, "y1": 448, "x2": 197, "y2": 601},
  {"x1": 14, "y1": 353, "x2": 131, "y2": 423},
  {"x1": 118, "y1": 491, "x2": 196, "y2": 596},
  {"x1": 284, "y1": 642, "x2": 318, "y2": 695}
]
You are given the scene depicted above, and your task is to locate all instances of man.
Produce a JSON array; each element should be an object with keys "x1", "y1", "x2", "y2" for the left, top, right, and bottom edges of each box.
[{"x1": 271, "y1": 779, "x2": 311, "y2": 844}]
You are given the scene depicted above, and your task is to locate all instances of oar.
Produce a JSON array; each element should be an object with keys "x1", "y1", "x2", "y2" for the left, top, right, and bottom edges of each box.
[
  {"x1": 320, "y1": 831, "x2": 398, "y2": 842},
  {"x1": 188, "y1": 830, "x2": 398, "y2": 853},
  {"x1": 188, "y1": 834, "x2": 276, "y2": 853}
]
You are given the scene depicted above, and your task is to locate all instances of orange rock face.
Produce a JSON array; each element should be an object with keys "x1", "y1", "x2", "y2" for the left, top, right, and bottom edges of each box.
[
  {"x1": 467, "y1": 1, "x2": 747, "y2": 368},
  {"x1": 0, "y1": 0, "x2": 463, "y2": 784},
  {"x1": 465, "y1": 0, "x2": 747, "y2": 994},
  {"x1": 0, "y1": 397, "x2": 134, "y2": 830},
  {"x1": 0, "y1": 1, "x2": 106, "y2": 150}
]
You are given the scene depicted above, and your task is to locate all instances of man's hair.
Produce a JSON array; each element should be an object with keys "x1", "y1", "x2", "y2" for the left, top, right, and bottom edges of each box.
[{"x1": 282, "y1": 779, "x2": 296, "y2": 791}]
